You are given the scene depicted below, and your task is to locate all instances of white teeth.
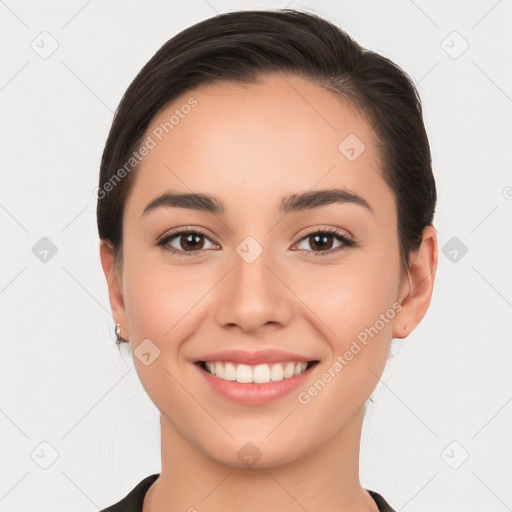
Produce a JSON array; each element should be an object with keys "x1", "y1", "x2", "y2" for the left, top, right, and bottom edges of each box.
[
  {"x1": 293, "y1": 363, "x2": 308, "y2": 375},
  {"x1": 283, "y1": 362, "x2": 295, "y2": 378},
  {"x1": 253, "y1": 364, "x2": 271, "y2": 384},
  {"x1": 202, "y1": 360, "x2": 311, "y2": 383},
  {"x1": 205, "y1": 362, "x2": 216, "y2": 375},
  {"x1": 236, "y1": 364, "x2": 253, "y2": 383},
  {"x1": 224, "y1": 362, "x2": 237, "y2": 381},
  {"x1": 270, "y1": 364, "x2": 283, "y2": 381}
]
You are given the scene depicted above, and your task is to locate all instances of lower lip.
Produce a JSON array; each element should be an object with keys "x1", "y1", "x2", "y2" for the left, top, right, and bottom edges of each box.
[{"x1": 195, "y1": 362, "x2": 318, "y2": 405}]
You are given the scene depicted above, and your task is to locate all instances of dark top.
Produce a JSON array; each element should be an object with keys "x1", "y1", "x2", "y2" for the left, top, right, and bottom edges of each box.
[{"x1": 99, "y1": 473, "x2": 396, "y2": 512}]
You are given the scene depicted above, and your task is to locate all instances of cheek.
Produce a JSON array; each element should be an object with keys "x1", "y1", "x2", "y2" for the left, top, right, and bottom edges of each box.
[
  {"x1": 295, "y1": 246, "x2": 400, "y2": 373},
  {"x1": 122, "y1": 249, "x2": 212, "y2": 342},
  {"x1": 292, "y1": 258, "x2": 399, "y2": 418},
  {"x1": 307, "y1": 255, "x2": 398, "y2": 331},
  {"x1": 123, "y1": 268, "x2": 171, "y2": 341}
]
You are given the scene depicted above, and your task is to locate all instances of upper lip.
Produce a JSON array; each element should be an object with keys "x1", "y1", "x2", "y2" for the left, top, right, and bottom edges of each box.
[{"x1": 195, "y1": 349, "x2": 318, "y2": 366}]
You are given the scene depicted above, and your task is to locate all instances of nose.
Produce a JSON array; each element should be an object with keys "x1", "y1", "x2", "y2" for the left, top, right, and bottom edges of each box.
[{"x1": 214, "y1": 245, "x2": 294, "y2": 333}]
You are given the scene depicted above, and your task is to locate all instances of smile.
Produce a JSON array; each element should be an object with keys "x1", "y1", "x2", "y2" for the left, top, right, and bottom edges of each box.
[{"x1": 198, "y1": 360, "x2": 318, "y2": 384}]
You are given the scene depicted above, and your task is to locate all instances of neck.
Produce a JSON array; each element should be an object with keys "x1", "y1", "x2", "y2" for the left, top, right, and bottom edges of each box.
[{"x1": 144, "y1": 406, "x2": 378, "y2": 512}]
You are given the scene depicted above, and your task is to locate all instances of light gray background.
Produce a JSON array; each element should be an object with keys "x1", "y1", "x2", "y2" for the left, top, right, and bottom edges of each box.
[{"x1": 1, "y1": 1, "x2": 511, "y2": 511}]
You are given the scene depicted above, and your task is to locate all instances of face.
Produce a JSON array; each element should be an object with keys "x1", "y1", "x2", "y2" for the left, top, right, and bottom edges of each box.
[{"x1": 104, "y1": 75, "x2": 414, "y2": 468}]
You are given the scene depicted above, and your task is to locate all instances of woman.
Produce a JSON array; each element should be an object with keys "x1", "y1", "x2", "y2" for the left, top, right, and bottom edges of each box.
[{"x1": 97, "y1": 9, "x2": 438, "y2": 512}]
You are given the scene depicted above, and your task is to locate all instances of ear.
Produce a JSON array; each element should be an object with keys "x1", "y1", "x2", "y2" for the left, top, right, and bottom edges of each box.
[
  {"x1": 99, "y1": 240, "x2": 129, "y2": 340},
  {"x1": 393, "y1": 225, "x2": 438, "y2": 339}
]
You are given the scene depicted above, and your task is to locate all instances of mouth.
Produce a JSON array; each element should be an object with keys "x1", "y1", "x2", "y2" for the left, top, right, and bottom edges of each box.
[{"x1": 195, "y1": 360, "x2": 320, "y2": 384}]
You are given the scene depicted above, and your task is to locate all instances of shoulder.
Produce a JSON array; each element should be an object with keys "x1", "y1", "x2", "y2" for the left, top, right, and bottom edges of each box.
[
  {"x1": 366, "y1": 489, "x2": 396, "y2": 512},
  {"x1": 99, "y1": 474, "x2": 160, "y2": 512}
]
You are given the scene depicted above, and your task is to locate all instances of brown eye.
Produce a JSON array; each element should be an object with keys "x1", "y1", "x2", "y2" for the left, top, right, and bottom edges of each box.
[
  {"x1": 308, "y1": 233, "x2": 335, "y2": 251},
  {"x1": 295, "y1": 228, "x2": 356, "y2": 256},
  {"x1": 176, "y1": 232, "x2": 205, "y2": 251},
  {"x1": 157, "y1": 227, "x2": 356, "y2": 258},
  {"x1": 157, "y1": 228, "x2": 218, "y2": 256}
]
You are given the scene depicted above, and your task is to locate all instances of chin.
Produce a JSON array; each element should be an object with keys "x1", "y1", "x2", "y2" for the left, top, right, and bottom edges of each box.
[{"x1": 201, "y1": 434, "x2": 308, "y2": 471}]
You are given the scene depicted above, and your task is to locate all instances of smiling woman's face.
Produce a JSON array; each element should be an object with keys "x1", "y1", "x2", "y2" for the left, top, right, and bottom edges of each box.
[{"x1": 102, "y1": 74, "x2": 416, "y2": 468}]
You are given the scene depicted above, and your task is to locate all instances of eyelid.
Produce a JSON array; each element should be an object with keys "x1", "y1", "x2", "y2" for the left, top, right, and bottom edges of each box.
[
  {"x1": 294, "y1": 224, "x2": 354, "y2": 244},
  {"x1": 157, "y1": 226, "x2": 219, "y2": 251},
  {"x1": 292, "y1": 226, "x2": 357, "y2": 255},
  {"x1": 157, "y1": 226, "x2": 357, "y2": 257}
]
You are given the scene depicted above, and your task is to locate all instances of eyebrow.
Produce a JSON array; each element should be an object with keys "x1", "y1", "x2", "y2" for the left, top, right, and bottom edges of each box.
[{"x1": 141, "y1": 188, "x2": 373, "y2": 218}]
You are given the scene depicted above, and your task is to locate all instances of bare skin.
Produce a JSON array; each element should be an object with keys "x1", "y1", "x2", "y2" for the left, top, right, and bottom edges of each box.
[{"x1": 100, "y1": 74, "x2": 437, "y2": 512}]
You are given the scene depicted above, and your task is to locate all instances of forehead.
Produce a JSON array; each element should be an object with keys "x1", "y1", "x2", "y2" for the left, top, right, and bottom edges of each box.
[{"x1": 124, "y1": 75, "x2": 394, "y2": 222}]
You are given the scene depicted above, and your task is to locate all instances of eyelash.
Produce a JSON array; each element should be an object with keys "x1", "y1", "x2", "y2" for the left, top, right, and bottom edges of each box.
[{"x1": 156, "y1": 227, "x2": 358, "y2": 258}]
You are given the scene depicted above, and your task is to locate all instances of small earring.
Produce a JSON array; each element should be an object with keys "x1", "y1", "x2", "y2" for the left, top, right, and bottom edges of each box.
[
  {"x1": 404, "y1": 325, "x2": 409, "y2": 331},
  {"x1": 115, "y1": 323, "x2": 127, "y2": 343}
]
